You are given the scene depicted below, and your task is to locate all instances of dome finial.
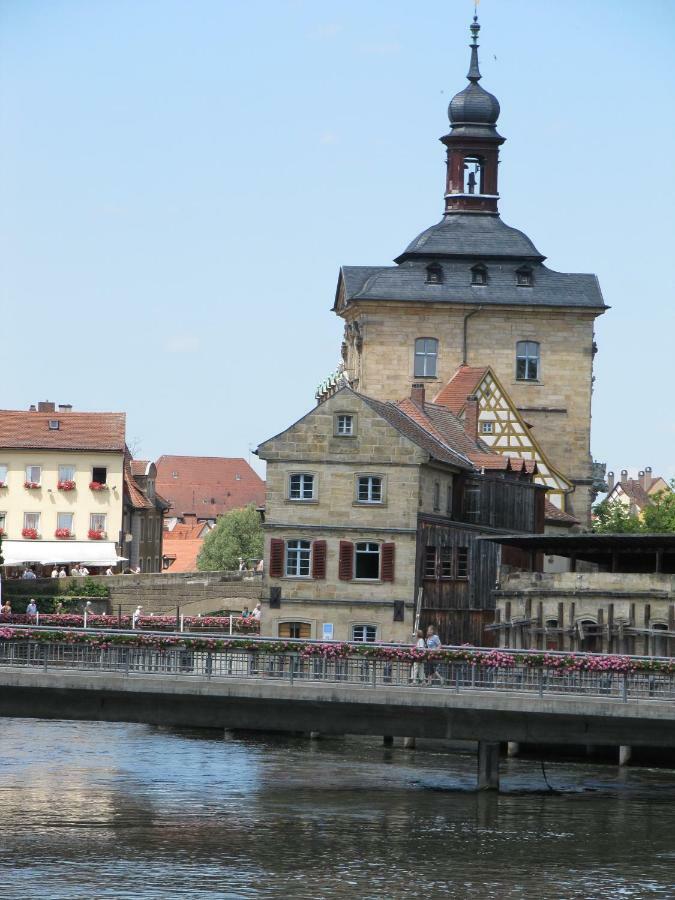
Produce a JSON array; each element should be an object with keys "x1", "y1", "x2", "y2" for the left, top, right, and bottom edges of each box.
[{"x1": 467, "y1": 10, "x2": 482, "y2": 83}]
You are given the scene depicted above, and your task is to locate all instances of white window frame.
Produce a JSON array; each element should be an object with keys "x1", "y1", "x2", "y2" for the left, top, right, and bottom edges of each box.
[
  {"x1": 480, "y1": 421, "x2": 494, "y2": 434},
  {"x1": 354, "y1": 542, "x2": 380, "y2": 581},
  {"x1": 58, "y1": 464, "x2": 76, "y2": 482},
  {"x1": 414, "y1": 338, "x2": 438, "y2": 377},
  {"x1": 57, "y1": 512, "x2": 74, "y2": 532},
  {"x1": 288, "y1": 473, "x2": 316, "y2": 501},
  {"x1": 335, "y1": 414, "x2": 355, "y2": 436},
  {"x1": 0, "y1": 464, "x2": 8, "y2": 484},
  {"x1": 90, "y1": 513, "x2": 107, "y2": 533},
  {"x1": 23, "y1": 511, "x2": 40, "y2": 532},
  {"x1": 355, "y1": 475, "x2": 384, "y2": 504},
  {"x1": 352, "y1": 624, "x2": 378, "y2": 643},
  {"x1": 285, "y1": 539, "x2": 312, "y2": 578},
  {"x1": 25, "y1": 465, "x2": 41, "y2": 486}
]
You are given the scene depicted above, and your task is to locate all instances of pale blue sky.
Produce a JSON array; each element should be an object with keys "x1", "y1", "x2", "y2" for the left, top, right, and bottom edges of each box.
[{"x1": 1, "y1": 1, "x2": 674, "y2": 482}]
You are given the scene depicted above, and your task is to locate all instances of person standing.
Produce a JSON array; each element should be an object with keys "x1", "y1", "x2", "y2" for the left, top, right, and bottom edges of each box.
[
  {"x1": 58, "y1": 567, "x2": 67, "y2": 578},
  {"x1": 251, "y1": 603, "x2": 262, "y2": 621},
  {"x1": 132, "y1": 605, "x2": 143, "y2": 628},
  {"x1": 26, "y1": 599, "x2": 38, "y2": 619},
  {"x1": 425, "y1": 625, "x2": 443, "y2": 685},
  {"x1": 410, "y1": 629, "x2": 426, "y2": 684},
  {"x1": 50, "y1": 566, "x2": 59, "y2": 579}
]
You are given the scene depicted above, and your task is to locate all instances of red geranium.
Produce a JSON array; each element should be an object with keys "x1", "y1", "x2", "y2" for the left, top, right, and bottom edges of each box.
[
  {"x1": 24, "y1": 481, "x2": 40, "y2": 489},
  {"x1": 89, "y1": 481, "x2": 108, "y2": 491},
  {"x1": 57, "y1": 480, "x2": 76, "y2": 491},
  {"x1": 88, "y1": 529, "x2": 105, "y2": 540},
  {"x1": 22, "y1": 528, "x2": 38, "y2": 539},
  {"x1": 55, "y1": 528, "x2": 71, "y2": 539}
]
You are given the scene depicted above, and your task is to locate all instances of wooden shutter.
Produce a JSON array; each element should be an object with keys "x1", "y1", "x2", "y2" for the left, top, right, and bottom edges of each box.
[
  {"x1": 312, "y1": 540, "x2": 327, "y2": 580},
  {"x1": 381, "y1": 542, "x2": 395, "y2": 582},
  {"x1": 269, "y1": 538, "x2": 284, "y2": 578},
  {"x1": 338, "y1": 541, "x2": 354, "y2": 581}
]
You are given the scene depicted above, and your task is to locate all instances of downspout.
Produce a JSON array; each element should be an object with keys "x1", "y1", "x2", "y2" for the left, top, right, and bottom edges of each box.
[{"x1": 462, "y1": 306, "x2": 483, "y2": 365}]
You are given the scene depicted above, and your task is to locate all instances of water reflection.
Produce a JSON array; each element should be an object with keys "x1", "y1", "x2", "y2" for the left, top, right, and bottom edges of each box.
[{"x1": 1, "y1": 719, "x2": 674, "y2": 898}]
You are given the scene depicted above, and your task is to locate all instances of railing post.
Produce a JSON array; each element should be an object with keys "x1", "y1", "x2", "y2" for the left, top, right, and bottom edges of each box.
[
  {"x1": 622, "y1": 673, "x2": 628, "y2": 702},
  {"x1": 372, "y1": 659, "x2": 377, "y2": 688},
  {"x1": 289, "y1": 654, "x2": 294, "y2": 684},
  {"x1": 539, "y1": 668, "x2": 544, "y2": 697},
  {"x1": 229, "y1": 614, "x2": 233, "y2": 636}
]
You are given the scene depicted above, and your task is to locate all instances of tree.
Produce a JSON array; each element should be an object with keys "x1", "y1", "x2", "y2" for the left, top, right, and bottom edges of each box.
[
  {"x1": 197, "y1": 505, "x2": 264, "y2": 571},
  {"x1": 592, "y1": 481, "x2": 675, "y2": 534},
  {"x1": 592, "y1": 500, "x2": 642, "y2": 533},
  {"x1": 641, "y1": 482, "x2": 675, "y2": 533}
]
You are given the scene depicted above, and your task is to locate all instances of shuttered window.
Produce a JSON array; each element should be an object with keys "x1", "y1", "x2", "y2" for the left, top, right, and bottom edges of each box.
[
  {"x1": 338, "y1": 541, "x2": 354, "y2": 581},
  {"x1": 278, "y1": 622, "x2": 311, "y2": 639},
  {"x1": 311, "y1": 540, "x2": 327, "y2": 580},
  {"x1": 381, "y1": 543, "x2": 395, "y2": 582},
  {"x1": 440, "y1": 547, "x2": 453, "y2": 579},
  {"x1": 269, "y1": 538, "x2": 284, "y2": 578},
  {"x1": 286, "y1": 540, "x2": 311, "y2": 577}
]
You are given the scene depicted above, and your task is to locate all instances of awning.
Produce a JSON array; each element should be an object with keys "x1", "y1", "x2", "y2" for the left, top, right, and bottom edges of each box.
[{"x1": 1, "y1": 540, "x2": 126, "y2": 567}]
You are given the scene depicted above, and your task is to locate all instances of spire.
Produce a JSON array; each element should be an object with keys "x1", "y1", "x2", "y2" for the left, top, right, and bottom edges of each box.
[{"x1": 467, "y1": 14, "x2": 481, "y2": 83}]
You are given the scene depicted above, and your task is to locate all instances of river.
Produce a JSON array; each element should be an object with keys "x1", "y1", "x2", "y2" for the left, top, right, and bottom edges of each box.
[{"x1": 1, "y1": 719, "x2": 674, "y2": 898}]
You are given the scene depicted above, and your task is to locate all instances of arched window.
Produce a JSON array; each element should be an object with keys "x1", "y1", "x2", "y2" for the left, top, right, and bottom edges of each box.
[
  {"x1": 516, "y1": 265, "x2": 533, "y2": 287},
  {"x1": 414, "y1": 338, "x2": 438, "y2": 377},
  {"x1": 425, "y1": 263, "x2": 443, "y2": 284},
  {"x1": 516, "y1": 341, "x2": 540, "y2": 381},
  {"x1": 463, "y1": 156, "x2": 484, "y2": 194},
  {"x1": 471, "y1": 264, "x2": 488, "y2": 286}
]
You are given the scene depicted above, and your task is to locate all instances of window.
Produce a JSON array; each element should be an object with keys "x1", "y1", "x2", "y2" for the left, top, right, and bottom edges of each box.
[
  {"x1": 414, "y1": 338, "x2": 438, "y2": 377},
  {"x1": 463, "y1": 155, "x2": 484, "y2": 193},
  {"x1": 352, "y1": 624, "x2": 377, "y2": 643},
  {"x1": 516, "y1": 266, "x2": 533, "y2": 287},
  {"x1": 516, "y1": 341, "x2": 540, "y2": 381},
  {"x1": 446, "y1": 484, "x2": 453, "y2": 516},
  {"x1": 48, "y1": 419, "x2": 60, "y2": 430},
  {"x1": 0, "y1": 464, "x2": 7, "y2": 484},
  {"x1": 425, "y1": 263, "x2": 443, "y2": 284},
  {"x1": 289, "y1": 473, "x2": 315, "y2": 501},
  {"x1": 440, "y1": 547, "x2": 453, "y2": 579},
  {"x1": 92, "y1": 466, "x2": 107, "y2": 485},
  {"x1": 433, "y1": 481, "x2": 440, "y2": 511},
  {"x1": 423, "y1": 546, "x2": 437, "y2": 578},
  {"x1": 480, "y1": 422, "x2": 494, "y2": 434},
  {"x1": 23, "y1": 512, "x2": 40, "y2": 532},
  {"x1": 25, "y1": 465, "x2": 41, "y2": 485},
  {"x1": 335, "y1": 414, "x2": 354, "y2": 436},
  {"x1": 354, "y1": 542, "x2": 380, "y2": 580},
  {"x1": 356, "y1": 475, "x2": 383, "y2": 503},
  {"x1": 57, "y1": 512, "x2": 73, "y2": 531},
  {"x1": 456, "y1": 546, "x2": 469, "y2": 579},
  {"x1": 278, "y1": 622, "x2": 312, "y2": 639},
  {"x1": 58, "y1": 465, "x2": 75, "y2": 482},
  {"x1": 463, "y1": 484, "x2": 481, "y2": 522},
  {"x1": 90, "y1": 513, "x2": 107, "y2": 533},
  {"x1": 285, "y1": 540, "x2": 311, "y2": 577},
  {"x1": 471, "y1": 264, "x2": 488, "y2": 286}
]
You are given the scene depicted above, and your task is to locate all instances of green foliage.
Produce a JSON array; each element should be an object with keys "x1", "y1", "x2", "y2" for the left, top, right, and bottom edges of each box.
[
  {"x1": 197, "y1": 505, "x2": 264, "y2": 572},
  {"x1": 64, "y1": 577, "x2": 110, "y2": 598},
  {"x1": 593, "y1": 481, "x2": 675, "y2": 534}
]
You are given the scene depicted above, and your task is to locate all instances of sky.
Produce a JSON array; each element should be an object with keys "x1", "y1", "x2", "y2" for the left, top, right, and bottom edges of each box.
[{"x1": 1, "y1": 0, "x2": 674, "y2": 483}]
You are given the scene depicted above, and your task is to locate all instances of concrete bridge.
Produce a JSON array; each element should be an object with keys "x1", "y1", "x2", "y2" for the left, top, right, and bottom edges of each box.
[{"x1": 1, "y1": 633, "x2": 674, "y2": 789}]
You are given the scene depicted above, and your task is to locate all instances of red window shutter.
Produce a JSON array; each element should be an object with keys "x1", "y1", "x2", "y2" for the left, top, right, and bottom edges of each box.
[
  {"x1": 338, "y1": 541, "x2": 354, "y2": 581},
  {"x1": 269, "y1": 538, "x2": 284, "y2": 578},
  {"x1": 312, "y1": 540, "x2": 327, "y2": 580},
  {"x1": 381, "y1": 543, "x2": 395, "y2": 582}
]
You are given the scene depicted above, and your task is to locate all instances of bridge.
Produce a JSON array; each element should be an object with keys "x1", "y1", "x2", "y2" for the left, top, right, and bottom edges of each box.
[{"x1": 1, "y1": 628, "x2": 674, "y2": 790}]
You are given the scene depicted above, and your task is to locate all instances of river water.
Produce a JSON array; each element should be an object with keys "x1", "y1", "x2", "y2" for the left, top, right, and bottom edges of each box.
[{"x1": 1, "y1": 719, "x2": 674, "y2": 899}]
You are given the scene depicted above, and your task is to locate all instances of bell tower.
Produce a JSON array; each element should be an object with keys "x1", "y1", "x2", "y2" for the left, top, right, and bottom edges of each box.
[{"x1": 441, "y1": 15, "x2": 504, "y2": 215}]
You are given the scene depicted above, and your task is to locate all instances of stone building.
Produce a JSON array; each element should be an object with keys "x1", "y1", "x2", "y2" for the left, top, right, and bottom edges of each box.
[
  {"x1": 330, "y1": 15, "x2": 607, "y2": 525},
  {"x1": 256, "y1": 383, "x2": 543, "y2": 644},
  {"x1": 122, "y1": 459, "x2": 169, "y2": 573}
]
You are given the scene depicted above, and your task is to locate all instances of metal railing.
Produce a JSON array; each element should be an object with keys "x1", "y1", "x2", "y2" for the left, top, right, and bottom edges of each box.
[{"x1": 1, "y1": 633, "x2": 674, "y2": 703}]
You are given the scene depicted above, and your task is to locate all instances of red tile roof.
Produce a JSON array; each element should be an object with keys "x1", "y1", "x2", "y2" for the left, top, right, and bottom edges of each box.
[
  {"x1": 432, "y1": 366, "x2": 488, "y2": 415},
  {"x1": 166, "y1": 522, "x2": 209, "y2": 540},
  {"x1": 0, "y1": 409, "x2": 126, "y2": 451},
  {"x1": 155, "y1": 456, "x2": 266, "y2": 518},
  {"x1": 162, "y1": 538, "x2": 203, "y2": 573},
  {"x1": 544, "y1": 498, "x2": 579, "y2": 526},
  {"x1": 131, "y1": 460, "x2": 150, "y2": 477}
]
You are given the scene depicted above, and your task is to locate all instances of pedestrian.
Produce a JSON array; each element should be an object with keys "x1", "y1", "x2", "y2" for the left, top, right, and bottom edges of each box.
[
  {"x1": 410, "y1": 629, "x2": 426, "y2": 684},
  {"x1": 425, "y1": 625, "x2": 443, "y2": 685},
  {"x1": 50, "y1": 566, "x2": 59, "y2": 579},
  {"x1": 255, "y1": 559, "x2": 264, "y2": 573},
  {"x1": 26, "y1": 599, "x2": 38, "y2": 618},
  {"x1": 238, "y1": 557, "x2": 246, "y2": 572},
  {"x1": 21, "y1": 567, "x2": 36, "y2": 580},
  {"x1": 80, "y1": 565, "x2": 89, "y2": 577},
  {"x1": 241, "y1": 606, "x2": 250, "y2": 618},
  {"x1": 132, "y1": 605, "x2": 143, "y2": 628},
  {"x1": 1, "y1": 600, "x2": 12, "y2": 616},
  {"x1": 105, "y1": 566, "x2": 114, "y2": 576},
  {"x1": 251, "y1": 603, "x2": 262, "y2": 621},
  {"x1": 70, "y1": 564, "x2": 80, "y2": 577},
  {"x1": 58, "y1": 567, "x2": 67, "y2": 579}
]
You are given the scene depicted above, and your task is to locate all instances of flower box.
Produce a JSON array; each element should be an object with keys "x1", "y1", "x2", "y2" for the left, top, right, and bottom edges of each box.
[
  {"x1": 22, "y1": 528, "x2": 39, "y2": 539},
  {"x1": 89, "y1": 481, "x2": 108, "y2": 492},
  {"x1": 0, "y1": 527, "x2": 5, "y2": 536},
  {"x1": 24, "y1": 481, "x2": 40, "y2": 490},
  {"x1": 88, "y1": 529, "x2": 105, "y2": 540},
  {"x1": 55, "y1": 528, "x2": 72, "y2": 539},
  {"x1": 57, "y1": 480, "x2": 76, "y2": 491},
  {"x1": 0, "y1": 482, "x2": 6, "y2": 488}
]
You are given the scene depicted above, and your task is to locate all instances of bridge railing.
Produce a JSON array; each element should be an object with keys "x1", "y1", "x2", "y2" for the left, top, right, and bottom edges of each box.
[{"x1": 1, "y1": 639, "x2": 674, "y2": 702}]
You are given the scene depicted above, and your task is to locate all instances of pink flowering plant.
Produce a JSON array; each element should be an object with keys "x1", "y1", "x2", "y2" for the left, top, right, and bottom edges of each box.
[{"x1": 57, "y1": 480, "x2": 76, "y2": 491}]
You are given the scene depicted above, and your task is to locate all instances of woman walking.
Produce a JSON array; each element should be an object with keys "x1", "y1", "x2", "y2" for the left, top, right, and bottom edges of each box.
[{"x1": 410, "y1": 629, "x2": 426, "y2": 684}]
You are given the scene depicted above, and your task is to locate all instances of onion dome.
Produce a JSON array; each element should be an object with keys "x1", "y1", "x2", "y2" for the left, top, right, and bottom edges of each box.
[{"x1": 447, "y1": 15, "x2": 501, "y2": 136}]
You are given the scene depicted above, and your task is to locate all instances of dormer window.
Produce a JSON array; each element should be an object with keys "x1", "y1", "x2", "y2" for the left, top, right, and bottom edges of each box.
[
  {"x1": 48, "y1": 419, "x2": 60, "y2": 430},
  {"x1": 425, "y1": 263, "x2": 443, "y2": 285},
  {"x1": 471, "y1": 264, "x2": 487, "y2": 286},
  {"x1": 516, "y1": 266, "x2": 533, "y2": 287}
]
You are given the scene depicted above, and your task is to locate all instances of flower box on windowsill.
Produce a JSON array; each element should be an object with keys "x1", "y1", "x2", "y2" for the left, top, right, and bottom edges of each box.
[
  {"x1": 22, "y1": 528, "x2": 39, "y2": 539},
  {"x1": 0, "y1": 528, "x2": 5, "y2": 537},
  {"x1": 88, "y1": 529, "x2": 106, "y2": 540},
  {"x1": 89, "y1": 481, "x2": 108, "y2": 492},
  {"x1": 24, "y1": 481, "x2": 40, "y2": 490},
  {"x1": 57, "y1": 480, "x2": 76, "y2": 491},
  {"x1": 55, "y1": 528, "x2": 72, "y2": 539}
]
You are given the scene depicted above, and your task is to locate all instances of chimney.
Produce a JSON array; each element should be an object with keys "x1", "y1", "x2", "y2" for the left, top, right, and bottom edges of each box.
[
  {"x1": 464, "y1": 394, "x2": 479, "y2": 441},
  {"x1": 37, "y1": 401, "x2": 56, "y2": 413},
  {"x1": 410, "y1": 382, "x2": 426, "y2": 407},
  {"x1": 643, "y1": 466, "x2": 652, "y2": 490},
  {"x1": 29, "y1": 405, "x2": 36, "y2": 412},
  {"x1": 606, "y1": 471, "x2": 615, "y2": 492},
  {"x1": 638, "y1": 470, "x2": 645, "y2": 490},
  {"x1": 183, "y1": 513, "x2": 197, "y2": 524},
  {"x1": 620, "y1": 469, "x2": 628, "y2": 483},
  {"x1": 58, "y1": 404, "x2": 73, "y2": 412}
]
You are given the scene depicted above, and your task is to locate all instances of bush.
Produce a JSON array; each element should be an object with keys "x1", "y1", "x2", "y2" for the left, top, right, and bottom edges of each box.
[{"x1": 64, "y1": 577, "x2": 110, "y2": 598}]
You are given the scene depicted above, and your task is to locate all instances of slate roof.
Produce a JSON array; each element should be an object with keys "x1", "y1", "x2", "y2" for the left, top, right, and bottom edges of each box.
[
  {"x1": 0, "y1": 409, "x2": 126, "y2": 451},
  {"x1": 155, "y1": 456, "x2": 266, "y2": 518},
  {"x1": 397, "y1": 214, "x2": 542, "y2": 262}
]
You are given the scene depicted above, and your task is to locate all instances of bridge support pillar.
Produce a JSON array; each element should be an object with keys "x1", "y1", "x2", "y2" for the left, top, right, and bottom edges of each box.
[
  {"x1": 403, "y1": 737, "x2": 416, "y2": 749},
  {"x1": 619, "y1": 744, "x2": 632, "y2": 766},
  {"x1": 477, "y1": 741, "x2": 500, "y2": 791},
  {"x1": 383, "y1": 735, "x2": 394, "y2": 747},
  {"x1": 507, "y1": 741, "x2": 520, "y2": 758}
]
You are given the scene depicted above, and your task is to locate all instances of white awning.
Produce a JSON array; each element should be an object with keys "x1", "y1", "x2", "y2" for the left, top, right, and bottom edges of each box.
[{"x1": 1, "y1": 540, "x2": 126, "y2": 567}]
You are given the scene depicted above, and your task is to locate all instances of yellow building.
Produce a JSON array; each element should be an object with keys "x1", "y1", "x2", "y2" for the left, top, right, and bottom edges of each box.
[{"x1": 0, "y1": 401, "x2": 125, "y2": 572}]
